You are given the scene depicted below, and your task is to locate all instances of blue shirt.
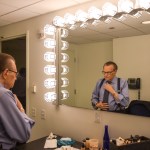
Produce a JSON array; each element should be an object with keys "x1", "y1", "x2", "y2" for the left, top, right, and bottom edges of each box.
[
  {"x1": 0, "y1": 84, "x2": 35, "y2": 149},
  {"x1": 91, "y1": 77, "x2": 129, "y2": 111}
]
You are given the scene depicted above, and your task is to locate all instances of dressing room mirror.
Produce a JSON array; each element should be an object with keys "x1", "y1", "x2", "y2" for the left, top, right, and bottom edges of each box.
[{"x1": 59, "y1": 10, "x2": 150, "y2": 117}]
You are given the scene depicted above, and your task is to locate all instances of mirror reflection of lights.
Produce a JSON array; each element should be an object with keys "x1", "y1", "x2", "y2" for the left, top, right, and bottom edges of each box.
[
  {"x1": 61, "y1": 90, "x2": 69, "y2": 100},
  {"x1": 61, "y1": 77, "x2": 69, "y2": 87},
  {"x1": 44, "y1": 65, "x2": 56, "y2": 75},
  {"x1": 44, "y1": 52, "x2": 56, "y2": 62},
  {"x1": 61, "y1": 28, "x2": 68, "y2": 38},
  {"x1": 61, "y1": 65, "x2": 69, "y2": 75},
  {"x1": 44, "y1": 38, "x2": 56, "y2": 48},
  {"x1": 61, "y1": 41, "x2": 69, "y2": 50},
  {"x1": 44, "y1": 24, "x2": 56, "y2": 35},
  {"x1": 44, "y1": 92, "x2": 57, "y2": 102},
  {"x1": 61, "y1": 53, "x2": 69, "y2": 63},
  {"x1": 44, "y1": 78, "x2": 56, "y2": 89}
]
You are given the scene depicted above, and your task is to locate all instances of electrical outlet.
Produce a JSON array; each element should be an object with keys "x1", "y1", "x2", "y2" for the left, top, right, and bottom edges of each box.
[
  {"x1": 95, "y1": 111, "x2": 100, "y2": 123},
  {"x1": 41, "y1": 109, "x2": 46, "y2": 120},
  {"x1": 31, "y1": 107, "x2": 36, "y2": 117}
]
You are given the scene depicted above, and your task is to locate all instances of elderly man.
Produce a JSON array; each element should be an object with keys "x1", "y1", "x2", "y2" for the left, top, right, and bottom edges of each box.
[
  {"x1": 0, "y1": 53, "x2": 35, "y2": 150},
  {"x1": 91, "y1": 61, "x2": 129, "y2": 111}
]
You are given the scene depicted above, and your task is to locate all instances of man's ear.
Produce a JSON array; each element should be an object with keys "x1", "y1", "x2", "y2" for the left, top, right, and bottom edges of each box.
[{"x1": 2, "y1": 69, "x2": 8, "y2": 79}]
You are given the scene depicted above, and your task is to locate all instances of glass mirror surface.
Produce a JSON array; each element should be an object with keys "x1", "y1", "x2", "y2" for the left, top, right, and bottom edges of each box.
[{"x1": 59, "y1": 11, "x2": 150, "y2": 117}]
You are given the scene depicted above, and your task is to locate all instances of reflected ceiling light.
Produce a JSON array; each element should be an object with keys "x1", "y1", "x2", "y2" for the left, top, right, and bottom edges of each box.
[
  {"x1": 61, "y1": 77, "x2": 69, "y2": 87},
  {"x1": 88, "y1": 6, "x2": 102, "y2": 19},
  {"x1": 61, "y1": 28, "x2": 68, "y2": 38},
  {"x1": 44, "y1": 92, "x2": 57, "y2": 102},
  {"x1": 44, "y1": 24, "x2": 56, "y2": 35},
  {"x1": 44, "y1": 65, "x2": 56, "y2": 75},
  {"x1": 61, "y1": 65, "x2": 69, "y2": 75},
  {"x1": 69, "y1": 24, "x2": 78, "y2": 30},
  {"x1": 44, "y1": 52, "x2": 56, "y2": 62},
  {"x1": 44, "y1": 38, "x2": 56, "y2": 49},
  {"x1": 142, "y1": 20, "x2": 150, "y2": 24},
  {"x1": 80, "y1": 22, "x2": 88, "y2": 28},
  {"x1": 53, "y1": 16, "x2": 65, "y2": 27},
  {"x1": 61, "y1": 90, "x2": 69, "y2": 100},
  {"x1": 130, "y1": 9, "x2": 142, "y2": 18},
  {"x1": 61, "y1": 41, "x2": 69, "y2": 50},
  {"x1": 102, "y1": 2, "x2": 117, "y2": 16},
  {"x1": 135, "y1": 0, "x2": 150, "y2": 10},
  {"x1": 118, "y1": 0, "x2": 133, "y2": 13},
  {"x1": 92, "y1": 19, "x2": 100, "y2": 26},
  {"x1": 64, "y1": 13, "x2": 76, "y2": 25},
  {"x1": 44, "y1": 78, "x2": 56, "y2": 89},
  {"x1": 114, "y1": 13, "x2": 127, "y2": 21},
  {"x1": 75, "y1": 10, "x2": 88, "y2": 22},
  {"x1": 61, "y1": 53, "x2": 69, "y2": 63}
]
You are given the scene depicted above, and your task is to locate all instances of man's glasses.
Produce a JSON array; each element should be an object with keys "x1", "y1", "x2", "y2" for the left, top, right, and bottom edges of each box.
[
  {"x1": 102, "y1": 70, "x2": 115, "y2": 75},
  {"x1": 8, "y1": 69, "x2": 19, "y2": 76}
]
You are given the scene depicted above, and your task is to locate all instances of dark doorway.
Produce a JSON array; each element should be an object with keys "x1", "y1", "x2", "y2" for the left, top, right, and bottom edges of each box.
[{"x1": 1, "y1": 36, "x2": 26, "y2": 111}]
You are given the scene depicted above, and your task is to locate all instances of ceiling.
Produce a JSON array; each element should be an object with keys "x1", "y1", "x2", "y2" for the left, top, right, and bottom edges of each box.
[{"x1": 0, "y1": 0, "x2": 150, "y2": 44}]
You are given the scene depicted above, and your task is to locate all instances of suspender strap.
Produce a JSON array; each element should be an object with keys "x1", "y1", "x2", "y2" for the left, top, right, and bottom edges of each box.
[{"x1": 117, "y1": 78, "x2": 120, "y2": 94}]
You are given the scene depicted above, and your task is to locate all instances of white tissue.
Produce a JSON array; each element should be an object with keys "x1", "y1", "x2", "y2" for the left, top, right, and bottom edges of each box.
[{"x1": 44, "y1": 139, "x2": 57, "y2": 148}]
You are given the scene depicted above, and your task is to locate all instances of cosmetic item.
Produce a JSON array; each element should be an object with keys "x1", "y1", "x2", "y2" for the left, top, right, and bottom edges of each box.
[
  {"x1": 81, "y1": 143, "x2": 85, "y2": 150},
  {"x1": 103, "y1": 125, "x2": 110, "y2": 150}
]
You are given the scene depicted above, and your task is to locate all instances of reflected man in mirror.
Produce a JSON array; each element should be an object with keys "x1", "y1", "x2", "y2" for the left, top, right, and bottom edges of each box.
[{"x1": 91, "y1": 61, "x2": 129, "y2": 111}]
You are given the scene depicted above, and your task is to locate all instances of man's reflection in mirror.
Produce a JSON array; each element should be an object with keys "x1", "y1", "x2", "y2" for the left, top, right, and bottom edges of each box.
[{"x1": 91, "y1": 61, "x2": 129, "y2": 112}]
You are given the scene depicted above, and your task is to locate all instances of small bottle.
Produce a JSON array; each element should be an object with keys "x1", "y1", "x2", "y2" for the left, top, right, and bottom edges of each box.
[
  {"x1": 103, "y1": 125, "x2": 110, "y2": 150},
  {"x1": 81, "y1": 143, "x2": 85, "y2": 150},
  {"x1": 85, "y1": 137, "x2": 90, "y2": 148}
]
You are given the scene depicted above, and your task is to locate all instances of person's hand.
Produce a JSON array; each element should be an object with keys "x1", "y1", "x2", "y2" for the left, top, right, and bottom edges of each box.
[
  {"x1": 14, "y1": 94, "x2": 25, "y2": 113},
  {"x1": 104, "y1": 82, "x2": 114, "y2": 93},
  {"x1": 96, "y1": 101, "x2": 109, "y2": 110}
]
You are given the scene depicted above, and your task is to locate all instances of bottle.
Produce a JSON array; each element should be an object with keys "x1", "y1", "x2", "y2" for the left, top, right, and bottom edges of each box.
[
  {"x1": 81, "y1": 143, "x2": 85, "y2": 150},
  {"x1": 103, "y1": 125, "x2": 110, "y2": 150}
]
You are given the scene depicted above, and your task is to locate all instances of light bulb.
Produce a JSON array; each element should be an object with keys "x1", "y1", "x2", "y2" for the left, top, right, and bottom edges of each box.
[
  {"x1": 44, "y1": 92, "x2": 57, "y2": 102},
  {"x1": 118, "y1": 0, "x2": 133, "y2": 13},
  {"x1": 44, "y1": 38, "x2": 56, "y2": 49},
  {"x1": 53, "y1": 16, "x2": 65, "y2": 27},
  {"x1": 44, "y1": 78, "x2": 56, "y2": 89},
  {"x1": 61, "y1": 65, "x2": 69, "y2": 75},
  {"x1": 102, "y1": 2, "x2": 117, "y2": 16},
  {"x1": 64, "y1": 13, "x2": 76, "y2": 25},
  {"x1": 88, "y1": 6, "x2": 102, "y2": 19},
  {"x1": 61, "y1": 53, "x2": 69, "y2": 62},
  {"x1": 44, "y1": 52, "x2": 56, "y2": 62},
  {"x1": 44, "y1": 24, "x2": 56, "y2": 35},
  {"x1": 61, "y1": 77, "x2": 69, "y2": 87},
  {"x1": 75, "y1": 10, "x2": 88, "y2": 22},
  {"x1": 61, "y1": 41, "x2": 69, "y2": 50},
  {"x1": 61, "y1": 28, "x2": 69, "y2": 38},
  {"x1": 44, "y1": 65, "x2": 56, "y2": 75},
  {"x1": 61, "y1": 90, "x2": 69, "y2": 100}
]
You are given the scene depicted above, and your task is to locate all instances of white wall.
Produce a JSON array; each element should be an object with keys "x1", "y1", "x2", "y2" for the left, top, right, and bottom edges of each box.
[
  {"x1": 113, "y1": 35, "x2": 150, "y2": 100},
  {"x1": 0, "y1": 5, "x2": 150, "y2": 145}
]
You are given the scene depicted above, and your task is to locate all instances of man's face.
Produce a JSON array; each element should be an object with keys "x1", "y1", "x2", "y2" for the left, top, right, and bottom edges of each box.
[
  {"x1": 3, "y1": 59, "x2": 18, "y2": 89},
  {"x1": 102, "y1": 64, "x2": 117, "y2": 81}
]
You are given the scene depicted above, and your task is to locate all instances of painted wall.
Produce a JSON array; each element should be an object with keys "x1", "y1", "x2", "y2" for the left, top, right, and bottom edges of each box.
[{"x1": 0, "y1": 4, "x2": 150, "y2": 146}]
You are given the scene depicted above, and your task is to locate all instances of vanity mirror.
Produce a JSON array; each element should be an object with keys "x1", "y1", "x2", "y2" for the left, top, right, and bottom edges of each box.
[{"x1": 53, "y1": 0, "x2": 150, "y2": 117}]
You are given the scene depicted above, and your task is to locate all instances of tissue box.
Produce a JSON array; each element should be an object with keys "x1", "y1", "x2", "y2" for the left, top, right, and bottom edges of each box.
[{"x1": 110, "y1": 136, "x2": 150, "y2": 150}]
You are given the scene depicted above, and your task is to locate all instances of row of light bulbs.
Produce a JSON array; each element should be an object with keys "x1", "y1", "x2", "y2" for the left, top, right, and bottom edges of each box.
[
  {"x1": 53, "y1": 0, "x2": 150, "y2": 28},
  {"x1": 43, "y1": 24, "x2": 70, "y2": 102}
]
